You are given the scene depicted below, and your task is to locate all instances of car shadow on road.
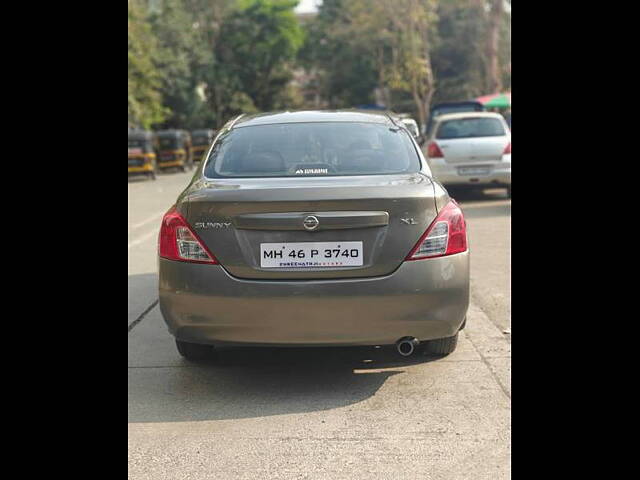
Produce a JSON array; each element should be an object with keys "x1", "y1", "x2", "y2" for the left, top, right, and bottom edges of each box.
[{"x1": 128, "y1": 344, "x2": 443, "y2": 424}]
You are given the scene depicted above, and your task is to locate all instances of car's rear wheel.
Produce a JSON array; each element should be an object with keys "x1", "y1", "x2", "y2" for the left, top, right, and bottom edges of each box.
[
  {"x1": 424, "y1": 332, "x2": 458, "y2": 355},
  {"x1": 175, "y1": 339, "x2": 217, "y2": 361}
]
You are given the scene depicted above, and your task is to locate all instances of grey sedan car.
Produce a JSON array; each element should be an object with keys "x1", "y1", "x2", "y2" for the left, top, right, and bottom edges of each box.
[{"x1": 158, "y1": 111, "x2": 469, "y2": 361}]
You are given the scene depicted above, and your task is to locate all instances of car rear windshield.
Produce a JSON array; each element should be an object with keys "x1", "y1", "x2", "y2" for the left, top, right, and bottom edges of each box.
[
  {"x1": 204, "y1": 122, "x2": 420, "y2": 178},
  {"x1": 436, "y1": 118, "x2": 506, "y2": 139}
]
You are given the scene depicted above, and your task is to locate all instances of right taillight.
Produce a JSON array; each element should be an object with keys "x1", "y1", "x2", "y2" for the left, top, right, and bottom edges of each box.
[
  {"x1": 158, "y1": 206, "x2": 218, "y2": 264},
  {"x1": 405, "y1": 200, "x2": 468, "y2": 260},
  {"x1": 427, "y1": 141, "x2": 444, "y2": 158},
  {"x1": 503, "y1": 142, "x2": 511, "y2": 154}
]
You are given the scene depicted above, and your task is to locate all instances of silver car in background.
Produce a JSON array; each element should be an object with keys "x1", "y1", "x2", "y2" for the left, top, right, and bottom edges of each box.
[
  {"x1": 400, "y1": 117, "x2": 420, "y2": 140},
  {"x1": 158, "y1": 111, "x2": 469, "y2": 361},
  {"x1": 425, "y1": 112, "x2": 511, "y2": 197}
]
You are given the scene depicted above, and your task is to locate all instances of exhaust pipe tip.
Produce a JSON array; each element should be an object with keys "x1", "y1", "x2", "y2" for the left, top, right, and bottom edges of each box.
[{"x1": 396, "y1": 337, "x2": 420, "y2": 357}]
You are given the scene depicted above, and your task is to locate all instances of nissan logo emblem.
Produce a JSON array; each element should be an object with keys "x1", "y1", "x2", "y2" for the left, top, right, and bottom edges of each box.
[{"x1": 303, "y1": 215, "x2": 320, "y2": 231}]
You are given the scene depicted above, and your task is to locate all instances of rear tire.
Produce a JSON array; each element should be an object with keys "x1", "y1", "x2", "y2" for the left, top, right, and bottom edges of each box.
[
  {"x1": 176, "y1": 339, "x2": 217, "y2": 362},
  {"x1": 424, "y1": 332, "x2": 459, "y2": 355}
]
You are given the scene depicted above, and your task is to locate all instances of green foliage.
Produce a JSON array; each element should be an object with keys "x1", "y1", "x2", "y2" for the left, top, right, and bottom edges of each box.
[
  {"x1": 149, "y1": 0, "x2": 213, "y2": 129},
  {"x1": 215, "y1": 0, "x2": 304, "y2": 112},
  {"x1": 128, "y1": 0, "x2": 167, "y2": 129},
  {"x1": 302, "y1": 0, "x2": 510, "y2": 118},
  {"x1": 300, "y1": 0, "x2": 438, "y2": 126},
  {"x1": 127, "y1": 0, "x2": 510, "y2": 129},
  {"x1": 299, "y1": 0, "x2": 379, "y2": 107},
  {"x1": 431, "y1": 0, "x2": 487, "y2": 103}
]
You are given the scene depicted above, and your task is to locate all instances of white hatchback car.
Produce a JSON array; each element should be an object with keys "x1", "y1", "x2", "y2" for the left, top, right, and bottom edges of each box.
[
  {"x1": 424, "y1": 112, "x2": 511, "y2": 197},
  {"x1": 400, "y1": 118, "x2": 420, "y2": 140}
]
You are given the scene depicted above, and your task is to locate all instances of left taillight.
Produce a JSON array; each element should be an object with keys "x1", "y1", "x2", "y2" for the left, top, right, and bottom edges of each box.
[
  {"x1": 158, "y1": 206, "x2": 218, "y2": 264},
  {"x1": 427, "y1": 141, "x2": 444, "y2": 158},
  {"x1": 405, "y1": 200, "x2": 468, "y2": 260}
]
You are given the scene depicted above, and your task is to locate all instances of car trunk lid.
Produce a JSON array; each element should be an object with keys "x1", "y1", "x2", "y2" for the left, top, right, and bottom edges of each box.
[
  {"x1": 437, "y1": 136, "x2": 509, "y2": 164},
  {"x1": 183, "y1": 173, "x2": 438, "y2": 280}
]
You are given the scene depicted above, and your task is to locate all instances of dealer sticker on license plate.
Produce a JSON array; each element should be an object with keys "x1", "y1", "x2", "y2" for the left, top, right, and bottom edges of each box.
[{"x1": 260, "y1": 241, "x2": 363, "y2": 268}]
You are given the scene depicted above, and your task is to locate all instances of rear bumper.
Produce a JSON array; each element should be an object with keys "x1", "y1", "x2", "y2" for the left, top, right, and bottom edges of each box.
[
  {"x1": 430, "y1": 158, "x2": 511, "y2": 187},
  {"x1": 159, "y1": 253, "x2": 470, "y2": 347}
]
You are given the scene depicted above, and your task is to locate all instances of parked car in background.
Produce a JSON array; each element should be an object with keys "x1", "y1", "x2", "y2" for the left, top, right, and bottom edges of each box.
[
  {"x1": 399, "y1": 118, "x2": 420, "y2": 140},
  {"x1": 425, "y1": 101, "x2": 485, "y2": 137},
  {"x1": 156, "y1": 130, "x2": 194, "y2": 172},
  {"x1": 425, "y1": 112, "x2": 511, "y2": 197},
  {"x1": 191, "y1": 129, "x2": 217, "y2": 162},
  {"x1": 128, "y1": 130, "x2": 157, "y2": 181},
  {"x1": 158, "y1": 110, "x2": 469, "y2": 361}
]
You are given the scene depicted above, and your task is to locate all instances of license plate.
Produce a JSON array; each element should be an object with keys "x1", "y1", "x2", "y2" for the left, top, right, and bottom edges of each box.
[
  {"x1": 458, "y1": 166, "x2": 490, "y2": 176},
  {"x1": 260, "y1": 241, "x2": 363, "y2": 268}
]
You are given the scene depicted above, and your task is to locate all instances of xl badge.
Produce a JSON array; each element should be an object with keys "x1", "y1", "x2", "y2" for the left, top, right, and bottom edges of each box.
[{"x1": 400, "y1": 218, "x2": 417, "y2": 225}]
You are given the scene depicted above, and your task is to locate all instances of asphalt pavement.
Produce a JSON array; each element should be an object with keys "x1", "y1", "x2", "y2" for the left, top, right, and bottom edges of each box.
[{"x1": 128, "y1": 170, "x2": 511, "y2": 480}]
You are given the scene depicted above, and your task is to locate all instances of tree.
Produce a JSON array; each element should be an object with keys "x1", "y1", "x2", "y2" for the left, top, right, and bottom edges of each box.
[
  {"x1": 431, "y1": 0, "x2": 487, "y2": 102},
  {"x1": 485, "y1": 0, "x2": 504, "y2": 92},
  {"x1": 469, "y1": 0, "x2": 511, "y2": 93},
  {"x1": 298, "y1": 0, "x2": 380, "y2": 108},
  {"x1": 183, "y1": 0, "x2": 236, "y2": 126},
  {"x1": 212, "y1": 0, "x2": 304, "y2": 121},
  {"x1": 499, "y1": 0, "x2": 511, "y2": 91},
  {"x1": 383, "y1": 0, "x2": 438, "y2": 128},
  {"x1": 129, "y1": 0, "x2": 510, "y2": 129},
  {"x1": 128, "y1": 0, "x2": 166, "y2": 128},
  {"x1": 301, "y1": 0, "x2": 438, "y2": 128},
  {"x1": 149, "y1": 0, "x2": 212, "y2": 128}
]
